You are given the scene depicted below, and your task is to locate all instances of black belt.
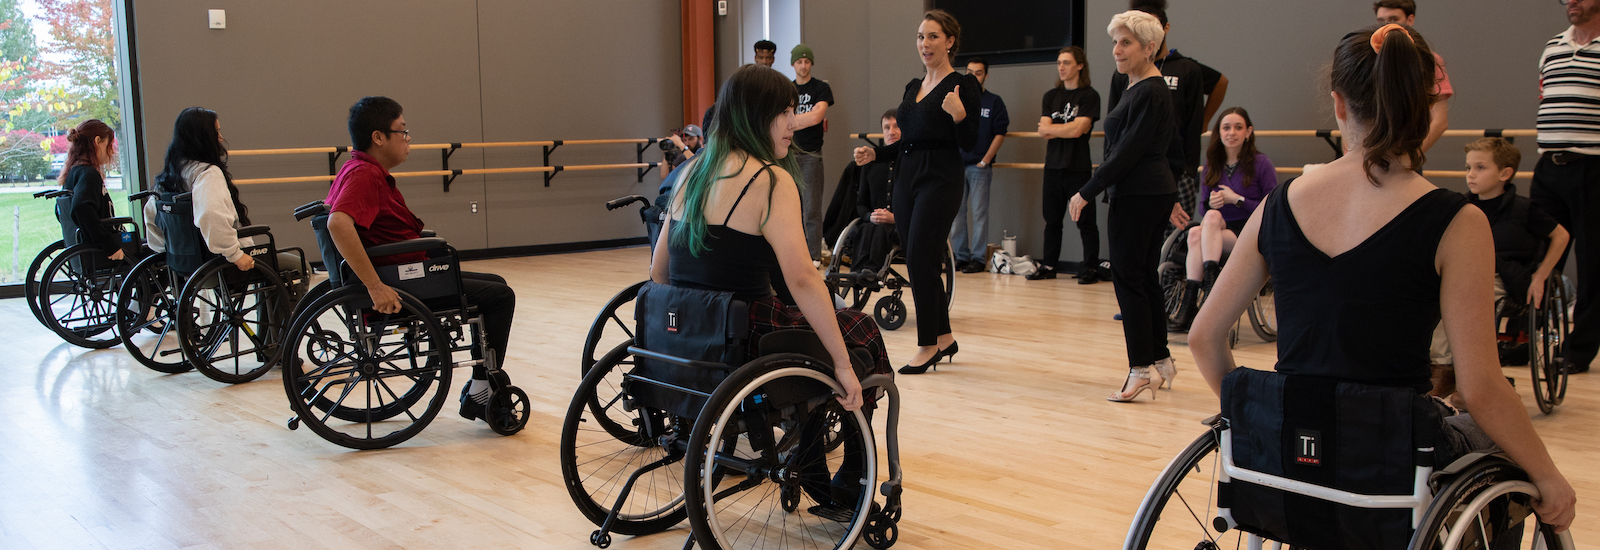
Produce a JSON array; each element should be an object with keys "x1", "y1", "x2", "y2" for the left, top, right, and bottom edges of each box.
[
  {"x1": 900, "y1": 140, "x2": 957, "y2": 152},
  {"x1": 1549, "y1": 151, "x2": 1595, "y2": 165}
]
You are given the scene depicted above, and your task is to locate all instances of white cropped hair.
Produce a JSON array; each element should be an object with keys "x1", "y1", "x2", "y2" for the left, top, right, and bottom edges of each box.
[{"x1": 1108, "y1": 10, "x2": 1165, "y2": 60}]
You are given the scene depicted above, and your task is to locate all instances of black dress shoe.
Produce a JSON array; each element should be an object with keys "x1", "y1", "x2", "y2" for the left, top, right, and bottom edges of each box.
[
  {"x1": 899, "y1": 341, "x2": 958, "y2": 374},
  {"x1": 1562, "y1": 358, "x2": 1590, "y2": 374},
  {"x1": 1076, "y1": 268, "x2": 1100, "y2": 284},
  {"x1": 961, "y1": 260, "x2": 985, "y2": 273},
  {"x1": 1025, "y1": 267, "x2": 1056, "y2": 280}
]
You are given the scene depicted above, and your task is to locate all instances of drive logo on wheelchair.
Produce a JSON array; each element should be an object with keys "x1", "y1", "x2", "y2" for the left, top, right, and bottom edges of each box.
[
  {"x1": 429, "y1": 263, "x2": 451, "y2": 273},
  {"x1": 1295, "y1": 429, "x2": 1322, "y2": 465}
]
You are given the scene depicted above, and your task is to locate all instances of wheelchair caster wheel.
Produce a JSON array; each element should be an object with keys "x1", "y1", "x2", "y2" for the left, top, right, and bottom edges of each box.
[
  {"x1": 590, "y1": 530, "x2": 612, "y2": 548},
  {"x1": 873, "y1": 296, "x2": 907, "y2": 331},
  {"x1": 862, "y1": 515, "x2": 898, "y2": 549},
  {"x1": 287, "y1": 416, "x2": 300, "y2": 431},
  {"x1": 486, "y1": 386, "x2": 530, "y2": 436}
]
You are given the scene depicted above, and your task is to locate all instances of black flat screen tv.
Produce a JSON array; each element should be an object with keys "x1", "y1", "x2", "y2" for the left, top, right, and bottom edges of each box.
[{"x1": 930, "y1": 0, "x2": 1085, "y2": 65}]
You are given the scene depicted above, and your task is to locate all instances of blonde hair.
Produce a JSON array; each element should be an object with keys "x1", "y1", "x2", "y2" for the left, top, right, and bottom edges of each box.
[
  {"x1": 1464, "y1": 137, "x2": 1522, "y2": 180},
  {"x1": 1108, "y1": 10, "x2": 1165, "y2": 61}
]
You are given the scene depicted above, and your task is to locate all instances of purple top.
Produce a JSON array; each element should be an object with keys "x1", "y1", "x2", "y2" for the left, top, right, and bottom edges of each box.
[{"x1": 1199, "y1": 153, "x2": 1278, "y2": 222}]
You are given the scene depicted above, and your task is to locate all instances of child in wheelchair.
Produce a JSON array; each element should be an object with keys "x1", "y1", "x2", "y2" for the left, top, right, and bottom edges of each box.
[{"x1": 1428, "y1": 138, "x2": 1569, "y2": 404}]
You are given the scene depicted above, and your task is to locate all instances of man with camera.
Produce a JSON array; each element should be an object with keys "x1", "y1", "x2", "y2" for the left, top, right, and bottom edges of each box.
[{"x1": 661, "y1": 124, "x2": 703, "y2": 172}]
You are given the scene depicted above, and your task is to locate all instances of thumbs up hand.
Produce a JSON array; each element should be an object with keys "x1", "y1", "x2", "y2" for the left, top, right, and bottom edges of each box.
[{"x1": 943, "y1": 85, "x2": 966, "y2": 122}]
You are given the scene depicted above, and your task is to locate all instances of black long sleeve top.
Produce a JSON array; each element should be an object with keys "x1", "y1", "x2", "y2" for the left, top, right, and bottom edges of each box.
[
  {"x1": 63, "y1": 164, "x2": 119, "y2": 248},
  {"x1": 874, "y1": 71, "x2": 982, "y2": 159},
  {"x1": 1078, "y1": 77, "x2": 1183, "y2": 200}
]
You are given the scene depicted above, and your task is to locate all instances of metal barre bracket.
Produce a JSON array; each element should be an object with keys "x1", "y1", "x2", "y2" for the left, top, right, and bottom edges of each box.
[
  {"x1": 637, "y1": 162, "x2": 658, "y2": 183},
  {"x1": 636, "y1": 139, "x2": 660, "y2": 182},
  {"x1": 544, "y1": 166, "x2": 563, "y2": 187},
  {"x1": 542, "y1": 140, "x2": 564, "y2": 168},
  {"x1": 441, "y1": 143, "x2": 463, "y2": 192},
  {"x1": 327, "y1": 147, "x2": 348, "y2": 177},
  {"x1": 1315, "y1": 130, "x2": 1343, "y2": 158}
]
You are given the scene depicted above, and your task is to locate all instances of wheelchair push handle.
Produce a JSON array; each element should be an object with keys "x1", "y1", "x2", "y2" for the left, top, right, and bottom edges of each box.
[
  {"x1": 606, "y1": 195, "x2": 649, "y2": 211},
  {"x1": 36, "y1": 189, "x2": 71, "y2": 199},
  {"x1": 293, "y1": 201, "x2": 328, "y2": 222}
]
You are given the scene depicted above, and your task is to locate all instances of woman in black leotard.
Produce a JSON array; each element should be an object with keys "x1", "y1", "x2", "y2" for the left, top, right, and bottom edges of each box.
[
  {"x1": 852, "y1": 9, "x2": 980, "y2": 375},
  {"x1": 650, "y1": 64, "x2": 893, "y2": 412},
  {"x1": 1190, "y1": 24, "x2": 1575, "y2": 532}
]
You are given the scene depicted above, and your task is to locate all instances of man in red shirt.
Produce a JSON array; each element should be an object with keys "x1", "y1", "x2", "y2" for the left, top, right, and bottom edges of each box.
[{"x1": 325, "y1": 96, "x2": 517, "y2": 423}]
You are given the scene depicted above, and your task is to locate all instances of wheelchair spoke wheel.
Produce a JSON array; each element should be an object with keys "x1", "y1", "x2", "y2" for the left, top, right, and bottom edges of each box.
[
  {"x1": 1409, "y1": 455, "x2": 1572, "y2": 550},
  {"x1": 178, "y1": 260, "x2": 292, "y2": 384},
  {"x1": 281, "y1": 286, "x2": 451, "y2": 450},
  {"x1": 560, "y1": 340, "x2": 689, "y2": 535},
  {"x1": 40, "y1": 245, "x2": 125, "y2": 349},
  {"x1": 1248, "y1": 280, "x2": 1277, "y2": 342},
  {"x1": 685, "y1": 356, "x2": 878, "y2": 550},
  {"x1": 25, "y1": 240, "x2": 65, "y2": 328},
  {"x1": 582, "y1": 281, "x2": 643, "y2": 376},
  {"x1": 1531, "y1": 276, "x2": 1570, "y2": 415},
  {"x1": 117, "y1": 253, "x2": 191, "y2": 374},
  {"x1": 485, "y1": 385, "x2": 530, "y2": 436},
  {"x1": 1124, "y1": 423, "x2": 1252, "y2": 549},
  {"x1": 1159, "y1": 262, "x2": 1186, "y2": 321}
]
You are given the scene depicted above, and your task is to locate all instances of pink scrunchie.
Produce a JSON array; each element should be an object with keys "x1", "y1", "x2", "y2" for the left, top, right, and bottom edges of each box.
[{"x1": 1370, "y1": 23, "x2": 1414, "y2": 53}]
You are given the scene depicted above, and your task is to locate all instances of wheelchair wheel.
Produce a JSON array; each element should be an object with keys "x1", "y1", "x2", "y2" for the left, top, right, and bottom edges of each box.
[
  {"x1": 38, "y1": 244, "x2": 127, "y2": 349},
  {"x1": 1247, "y1": 280, "x2": 1277, "y2": 342},
  {"x1": 874, "y1": 296, "x2": 906, "y2": 331},
  {"x1": 1158, "y1": 223, "x2": 1195, "y2": 321},
  {"x1": 485, "y1": 385, "x2": 530, "y2": 436},
  {"x1": 281, "y1": 285, "x2": 452, "y2": 450},
  {"x1": 560, "y1": 340, "x2": 690, "y2": 536},
  {"x1": 941, "y1": 241, "x2": 956, "y2": 308},
  {"x1": 177, "y1": 259, "x2": 293, "y2": 384},
  {"x1": 684, "y1": 354, "x2": 879, "y2": 550},
  {"x1": 1124, "y1": 422, "x2": 1256, "y2": 549},
  {"x1": 1530, "y1": 276, "x2": 1570, "y2": 415},
  {"x1": 1409, "y1": 454, "x2": 1574, "y2": 550},
  {"x1": 581, "y1": 280, "x2": 644, "y2": 376},
  {"x1": 116, "y1": 253, "x2": 191, "y2": 374},
  {"x1": 25, "y1": 239, "x2": 65, "y2": 328}
]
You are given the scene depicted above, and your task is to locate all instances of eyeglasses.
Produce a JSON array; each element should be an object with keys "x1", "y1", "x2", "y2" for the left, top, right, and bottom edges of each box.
[
  {"x1": 1563, "y1": 0, "x2": 1588, "y2": 6},
  {"x1": 381, "y1": 129, "x2": 411, "y2": 140}
]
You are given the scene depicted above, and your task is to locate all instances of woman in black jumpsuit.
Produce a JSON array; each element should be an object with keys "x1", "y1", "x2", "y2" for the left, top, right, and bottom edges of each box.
[{"x1": 854, "y1": 9, "x2": 980, "y2": 374}]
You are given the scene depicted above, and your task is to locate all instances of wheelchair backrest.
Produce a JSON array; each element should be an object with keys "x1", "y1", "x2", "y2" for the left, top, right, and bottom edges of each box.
[
  {"x1": 630, "y1": 281, "x2": 750, "y2": 419},
  {"x1": 309, "y1": 213, "x2": 344, "y2": 288},
  {"x1": 55, "y1": 194, "x2": 80, "y2": 248},
  {"x1": 155, "y1": 192, "x2": 210, "y2": 275},
  {"x1": 1219, "y1": 367, "x2": 1442, "y2": 549}
]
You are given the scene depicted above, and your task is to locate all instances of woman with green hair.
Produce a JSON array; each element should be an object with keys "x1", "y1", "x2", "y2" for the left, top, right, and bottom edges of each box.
[{"x1": 649, "y1": 64, "x2": 892, "y2": 413}]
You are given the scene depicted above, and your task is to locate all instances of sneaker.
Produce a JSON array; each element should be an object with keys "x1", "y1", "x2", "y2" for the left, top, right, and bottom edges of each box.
[
  {"x1": 1561, "y1": 358, "x2": 1589, "y2": 374},
  {"x1": 960, "y1": 260, "x2": 985, "y2": 273},
  {"x1": 458, "y1": 380, "x2": 490, "y2": 421},
  {"x1": 1076, "y1": 267, "x2": 1100, "y2": 284},
  {"x1": 1025, "y1": 266, "x2": 1056, "y2": 280}
]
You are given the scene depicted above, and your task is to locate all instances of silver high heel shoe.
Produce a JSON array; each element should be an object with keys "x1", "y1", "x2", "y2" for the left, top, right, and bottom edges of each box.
[
  {"x1": 1107, "y1": 366, "x2": 1163, "y2": 402},
  {"x1": 1153, "y1": 357, "x2": 1177, "y2": 390}
]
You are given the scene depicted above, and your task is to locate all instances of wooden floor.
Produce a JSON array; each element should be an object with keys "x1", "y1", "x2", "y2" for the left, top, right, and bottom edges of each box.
[{"x1": 0, "y1": 245, "x2": 1594, "y2": 549}]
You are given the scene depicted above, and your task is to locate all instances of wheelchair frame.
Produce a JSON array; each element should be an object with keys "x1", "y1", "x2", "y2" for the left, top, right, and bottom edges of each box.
[
  {"x1": 1495, "y1": 272, "x2": 1571, "y2": 415},
  {"x1": 35, "y1": 190, "x2": 149, "y2": 349},
  {"x1": 824, "y1": 216, "x2": 955, "y2": 331},
  {"x1": 1158, "y1": 220, "x2": 1277, "y2": 347}
]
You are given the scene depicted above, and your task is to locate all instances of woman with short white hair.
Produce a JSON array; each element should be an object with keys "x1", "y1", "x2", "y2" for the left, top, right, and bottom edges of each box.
[{"x1": 1070, "y1": 10, "x2": 1188, "y2": 401}]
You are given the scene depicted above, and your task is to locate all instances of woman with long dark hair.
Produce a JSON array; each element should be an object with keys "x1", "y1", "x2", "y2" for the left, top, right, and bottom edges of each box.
[
  {"x1": 58, "y1": 119, "x2": 124, "y2": 261},
  {"x1": 143, "y1": 107, "x2": 275, "y2": 272},
  {"x1": 1032, "y1": 45, "x2": 1102, "y2": 282},
  {"x1": 1190, "y1": 24, "x2": 1575, "y2": 531},
  {"x1": 852, "y1": 9, "x2": 980, "y2": 374},
  {"x1": 1069, "y1": 10, "x2": 1187, "y2": 400},
  {"x1": 1168, "y1": 107, "x2": 1277, "y2": 331}
]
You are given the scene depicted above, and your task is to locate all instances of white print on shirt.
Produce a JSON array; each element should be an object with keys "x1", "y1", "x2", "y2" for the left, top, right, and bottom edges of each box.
[
  {"x1": 1051, "y1": 103, "x2": 1080, "y2": 124},
  {"x1": 797, "y1": 92, "x2": 816, "y2": 114},
  {"x1": 1163, "y1": 76, "x2": 1179, "y2": 91},
  {"x1": 981, "y1": 107, "x2": 991, "y2": 118}
]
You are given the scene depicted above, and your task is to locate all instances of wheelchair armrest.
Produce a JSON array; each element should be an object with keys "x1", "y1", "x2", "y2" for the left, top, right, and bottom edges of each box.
[
  {"x1": 128, "y1": 190, "x2": 157, "y2": 201},
  {"x1": 758, "y1": 329, "x2": 872, "y2": 379},
  {"x1": 419, "y1": 229, "x2": 437, "y2": 238},
  {"x1": 293, "y1": 201, "x2": 327, "y2": 221},
  {"x1": 364, "y1": 237, "x2": 449, "y2": 259},
  {"x1": 627, "y1": 346, "x2": 736, "y2": 371},
  {"x1": 236, "y1": 225, "x2": 272, "y2": 239},
  {"x1": 101, "y1": 217, "x2": 134, "y2": 228}
]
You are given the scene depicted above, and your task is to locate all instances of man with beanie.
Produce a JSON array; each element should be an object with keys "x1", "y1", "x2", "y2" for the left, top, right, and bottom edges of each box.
[
  {"x1": 792, "y1": 43, "x2": 834, "y2": 263},
  {"x1": 754, "y1": 39, "x2": 777, "y2": 68}
]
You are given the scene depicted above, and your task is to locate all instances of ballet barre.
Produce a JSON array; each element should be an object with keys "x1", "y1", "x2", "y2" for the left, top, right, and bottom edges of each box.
[{"x1": 230, "y1": 138, "x2": 668, "y2": 191}]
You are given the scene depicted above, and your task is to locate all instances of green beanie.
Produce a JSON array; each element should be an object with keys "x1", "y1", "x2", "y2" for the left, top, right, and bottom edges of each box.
[{"x1": 791, "y1": 44, "x2": 814, "y2": 64}]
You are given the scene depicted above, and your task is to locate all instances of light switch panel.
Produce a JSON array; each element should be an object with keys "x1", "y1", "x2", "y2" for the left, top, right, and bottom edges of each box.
[{"x1": 209, "y1": 10, "x2": 225, "y2": 29}]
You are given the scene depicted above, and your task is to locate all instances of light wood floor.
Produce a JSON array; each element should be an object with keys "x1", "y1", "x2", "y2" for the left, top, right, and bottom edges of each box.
[{"x1": 0, "y1": 245, "x2": 1594, "y2": 549}]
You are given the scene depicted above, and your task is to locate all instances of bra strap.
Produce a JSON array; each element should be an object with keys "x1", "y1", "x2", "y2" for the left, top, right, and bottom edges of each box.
[{"x1": 723, "y1": 163, "x2": 778, "y2": 225}]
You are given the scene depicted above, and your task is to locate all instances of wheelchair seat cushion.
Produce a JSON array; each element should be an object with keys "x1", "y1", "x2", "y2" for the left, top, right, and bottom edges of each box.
[
  {"x1": 631, "y1": 281, "x2": 752, "y2": 419},
  {"x1": 1220, "y1": 367, "x2": 1442, "y2": 550}
]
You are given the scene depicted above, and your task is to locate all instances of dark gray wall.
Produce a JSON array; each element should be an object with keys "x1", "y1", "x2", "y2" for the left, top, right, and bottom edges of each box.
[{"x1": 132, "y1": 1, "x2": 681, "y2": 260}]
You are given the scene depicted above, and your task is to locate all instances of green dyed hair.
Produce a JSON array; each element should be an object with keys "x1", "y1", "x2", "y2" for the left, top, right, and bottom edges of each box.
[{"x1": 672, "y1": 64, "x2": 802, "y2": 256}]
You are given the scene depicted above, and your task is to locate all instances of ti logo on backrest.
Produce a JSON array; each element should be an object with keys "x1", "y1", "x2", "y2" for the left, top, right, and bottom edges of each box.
[
  {"x1": 1295, "y1": 429, "x2": 1322, "y2": 466},
  {"x1": 667, "y1": 309, "x2": 679, "y2": 333}
]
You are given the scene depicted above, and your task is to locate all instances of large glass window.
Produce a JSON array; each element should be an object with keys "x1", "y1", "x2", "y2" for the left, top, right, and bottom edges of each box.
[{"x1": 0, "y1": 0, "x2": 132, "y2": 285}]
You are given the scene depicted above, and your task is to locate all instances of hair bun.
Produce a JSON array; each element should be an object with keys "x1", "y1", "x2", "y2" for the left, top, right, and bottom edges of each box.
[{"x1": 66, "y1": 129, "x2": 79, "y2": 141}]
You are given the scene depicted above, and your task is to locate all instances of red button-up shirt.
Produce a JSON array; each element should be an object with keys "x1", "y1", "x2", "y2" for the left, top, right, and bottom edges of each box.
[{"x1": 326, "y1": 150, "x2": 426, "y2": 265}]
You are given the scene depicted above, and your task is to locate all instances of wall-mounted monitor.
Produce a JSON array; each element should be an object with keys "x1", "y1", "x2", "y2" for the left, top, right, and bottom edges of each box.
[{"x1": 930, "y1": 0, "x2": 1085, "y2": 66}]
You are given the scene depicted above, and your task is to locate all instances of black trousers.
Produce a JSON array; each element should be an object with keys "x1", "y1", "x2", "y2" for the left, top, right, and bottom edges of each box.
[
  {"x1": 1041, "y1": 168, "x2": 1099, "y2": 269},
  {"x1": 893, "y1": 149, "x2": 963, "y2": 346},
  {"x1": 1108, "y1": 193, "x2": 1177, "y2": 367},
  {"x1": 458, "y1": 271, "x2": 516, "y2": 378},
  {"x1": 1531, "y1": 153, "x2": 1600, "y2": 369}
]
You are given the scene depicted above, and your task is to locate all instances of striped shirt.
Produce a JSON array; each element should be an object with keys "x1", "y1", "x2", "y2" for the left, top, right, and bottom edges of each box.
[{"x1": 1539, "y1": 27, "x2": 1600, "y2": 154}]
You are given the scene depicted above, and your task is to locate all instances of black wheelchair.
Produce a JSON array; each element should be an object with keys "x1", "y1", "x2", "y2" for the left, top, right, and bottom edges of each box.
[
  {"x1": 24, "y1": 189, "x2": 70, "y2": 329},
  {"x1": 35, "y1": 189, "x2": 148, "y2": 348},
  {"x1": 115, "y1": 190, "x2": 310, "y2": 382},
  {"x1": 1124, "y1": 367, "x2": 1574, "y2": 550},
  {"x1": 823, "y1": 217, "x2": 955, "y2": 331},
  {"x1": 1158, "y1": 220, "x2": 1276, "y2": 347},
  {"x1": 1495, "y1": 272, "x2": 1571, "y2": 415},
  {"x1": 274, "y1": 201, "x2": 528, "y2": 449},
  {"x1": 562, "y1": 281, "x2": 906, "y2": 550},
  {"x1": 580, "y1": 195, "x2": 664, "y2": 376}
]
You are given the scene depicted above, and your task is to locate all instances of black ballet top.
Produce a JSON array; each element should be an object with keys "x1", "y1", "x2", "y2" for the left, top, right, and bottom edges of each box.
[
  {"x1": 1259, "y1": 180, "x2": 1469, "y2": 391},
  {"x1": 889, "y1": 71, "x2": 982, "y2": 152},
  {"x1": 1078, "y1": 77, "x2": 1183, "y2": 200},
  {"x1": 668, "y1": 165, "x2": 781, "y2": 302}
]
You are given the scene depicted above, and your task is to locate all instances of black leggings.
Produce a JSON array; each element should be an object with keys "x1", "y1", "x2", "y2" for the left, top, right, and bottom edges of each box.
[
  {"x1": 1042, "y1": 168, "x2": 1099, "y2": 269},
  {"x1": 444, "y1": 271, "x2": 516, "y2": 378},
  {"x1": 1531, "y1": 153, "x2": 1600, "y2": 369},
  {"x1": 893, "y1": 149, "x2": 963, "y2": 346},
  {"x1": 1108, "y1": 193, "x2": 1176, "y2": 367}
]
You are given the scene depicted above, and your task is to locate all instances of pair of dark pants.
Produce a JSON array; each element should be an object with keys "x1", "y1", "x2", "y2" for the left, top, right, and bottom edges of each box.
[
  {"x1": 458, "y1": 271, "x2": 516, "y2": 378},
  {"x1": 1041, "y1": 168, "x2": 1099, "y2": 270},
  {"x1": 1108, "y1": 193, "x2": 1177, "y2": 367},
  {"x1": 893, "y1": 149, "x2": 964, "y2": 346},
  {"x1": 1531, "y1": 153, "x2": 1600, "y2": 370}
]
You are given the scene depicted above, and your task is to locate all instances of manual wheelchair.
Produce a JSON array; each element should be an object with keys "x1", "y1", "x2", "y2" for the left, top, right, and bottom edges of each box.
[
  {"x1": 35, "y1": 189, "x2": 149, "y2": 348},
  {"x1": 273, "y1": 201, "x2": 529, "y2": 450},
  {"x1": 561, "y1": 281, "x2": 906, "y2": 550},
  {"x1": 115, "y1": 190, "x2": 310, "y2": 382},
  {"x1": 1158, "y1": 220, "x2": 1276, "y2": 347},
  {"x1": 822, "y1": 217, "x2": 955, "y2": 331},
  {"x1": 1494, "y1": 272, "x2": 1571, "y2": 416},
  {"x1": 1124, "y1": 367, "x2": 1574, "y2": 550}
]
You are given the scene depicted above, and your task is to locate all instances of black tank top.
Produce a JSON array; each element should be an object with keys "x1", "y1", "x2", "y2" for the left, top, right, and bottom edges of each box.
[
  {"x1": 1259, "y1": 181, "x2": 1469, "y2": 391},
  {"x1": 668, "y1": 164, "x2": 781, "y2": 302}
]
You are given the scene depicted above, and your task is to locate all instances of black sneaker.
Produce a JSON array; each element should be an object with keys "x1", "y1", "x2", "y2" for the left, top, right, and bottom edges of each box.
[
  {"x1": 1561, "y1": 358, "x2": 1589, "y2": 374},
  {"x1": 459, "y1": 382, "x2": 487, "y2": 421},
  {"x1": 1026, "y1": 266, "x2": 1056, "y2": 280},
  {"x1": 1076, "y1": 267, "x2": 1100, "y2": 284},
  {"x1": 961, "y1": 260, "x2": 985, "y2": 273}
]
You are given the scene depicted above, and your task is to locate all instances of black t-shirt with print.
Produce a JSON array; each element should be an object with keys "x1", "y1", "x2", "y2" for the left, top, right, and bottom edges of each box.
[
  {"x1": 793, "y1": 78, "x2": 834, "y2": 153},
  {"x1": 1043, "y1": 86, "x2": 1101, "y2": 172},
  {"x1": 1108, "y1": 50, "x2": 1222, "y2": 176}
]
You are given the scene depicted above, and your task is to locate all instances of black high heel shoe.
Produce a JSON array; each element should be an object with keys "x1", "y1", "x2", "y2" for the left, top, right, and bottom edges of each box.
[{"x1": 898, "y1": 341, "x2": 959, "y2": 374}]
